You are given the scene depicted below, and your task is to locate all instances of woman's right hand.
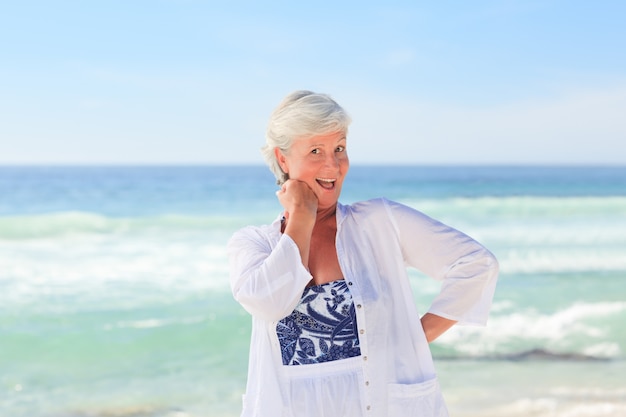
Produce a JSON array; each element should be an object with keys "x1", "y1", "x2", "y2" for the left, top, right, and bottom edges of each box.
[
  {"x1": 275, "y1": 180, "x2": 318, "y2": 267},
  {"x1": 276, "y1": 179, "x2": 318, "y2": 223}
]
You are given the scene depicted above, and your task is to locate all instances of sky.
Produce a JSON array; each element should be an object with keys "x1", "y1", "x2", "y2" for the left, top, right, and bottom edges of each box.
[{"x1": 1, "y1": 0, "x2": 625, "y2": 165}]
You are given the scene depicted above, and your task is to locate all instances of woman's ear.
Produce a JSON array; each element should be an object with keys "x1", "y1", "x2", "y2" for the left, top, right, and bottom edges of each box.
[{"x1": 274, "y1": 147, "x2": 288, "y2": 174}]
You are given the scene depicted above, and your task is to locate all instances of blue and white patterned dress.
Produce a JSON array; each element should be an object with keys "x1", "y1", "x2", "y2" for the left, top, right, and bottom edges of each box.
[{"x1": 277, "y1": 280, "x2": 361, "y2": 365}]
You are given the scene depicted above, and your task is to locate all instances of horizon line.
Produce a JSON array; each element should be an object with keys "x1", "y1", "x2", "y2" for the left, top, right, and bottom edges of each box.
[{"x1": 1, "y1": 162, "x2": 625, "y2": 168}]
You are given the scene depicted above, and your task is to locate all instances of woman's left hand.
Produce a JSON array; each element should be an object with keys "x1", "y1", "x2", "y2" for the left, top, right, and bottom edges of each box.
[{"x1": 421, "y1": 313, "x2": 457, "y2": 343}]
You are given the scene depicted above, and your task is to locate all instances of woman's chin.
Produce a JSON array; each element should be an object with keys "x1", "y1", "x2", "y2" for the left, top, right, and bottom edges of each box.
[{"x1": 316, "y1": 195, "x2": 341, "y2": 211}]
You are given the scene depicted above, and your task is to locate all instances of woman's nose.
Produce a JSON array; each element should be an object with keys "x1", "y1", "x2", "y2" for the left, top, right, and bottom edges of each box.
[{"x1": 325, "y1": 153, "x2": 339, "y2": 168}]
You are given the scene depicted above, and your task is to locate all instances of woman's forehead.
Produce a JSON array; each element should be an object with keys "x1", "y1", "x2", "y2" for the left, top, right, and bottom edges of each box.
[{"x1": 297, "y1": 131, "x2": 347, "y2": 144}]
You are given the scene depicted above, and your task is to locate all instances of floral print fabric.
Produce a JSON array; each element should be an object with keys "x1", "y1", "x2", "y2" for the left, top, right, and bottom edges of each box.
[{"x1": 277, "y1": 280, "x2": 361, "y2": 365}]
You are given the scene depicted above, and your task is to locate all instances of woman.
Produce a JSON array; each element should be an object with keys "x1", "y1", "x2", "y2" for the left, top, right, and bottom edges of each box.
[{"x1": 228, "y1": 90, "x2": 499, "y2": 416}]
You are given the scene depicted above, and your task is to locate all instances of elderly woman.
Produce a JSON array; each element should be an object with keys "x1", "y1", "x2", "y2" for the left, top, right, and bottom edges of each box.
[{"x1": 228, "y1": 90, "x2": 499, "y2": 417}]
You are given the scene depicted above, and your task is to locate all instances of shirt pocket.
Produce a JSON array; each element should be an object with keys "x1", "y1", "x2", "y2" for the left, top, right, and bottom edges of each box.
[{"x1": 387, "y1": 377, "x2": 448, "y2": 417}]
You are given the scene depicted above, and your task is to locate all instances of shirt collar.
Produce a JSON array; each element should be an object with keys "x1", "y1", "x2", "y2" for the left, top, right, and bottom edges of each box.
[{"x1": 272, "y1": 202, "x2": 348, "y2": 234}]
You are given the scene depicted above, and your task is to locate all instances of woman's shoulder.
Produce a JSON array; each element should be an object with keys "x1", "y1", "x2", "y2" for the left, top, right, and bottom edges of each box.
[
  {"x1": 340, "y1": 198, "x2": 434, "y2": 228},
  {"x1": 341, "y1": 197, "x2": 405, "y2": 214},
  {"x1": 339, "y1": 197, "x2": 401, "y2": 222},
  {"x1": 228, "y1": 218, "x2": 281, "y2": 247}
]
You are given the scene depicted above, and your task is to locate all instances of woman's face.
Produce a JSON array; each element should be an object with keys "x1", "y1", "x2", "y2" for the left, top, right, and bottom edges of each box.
[{"x1": 277, "y1": 131, "x2": 349, "y2": 210}]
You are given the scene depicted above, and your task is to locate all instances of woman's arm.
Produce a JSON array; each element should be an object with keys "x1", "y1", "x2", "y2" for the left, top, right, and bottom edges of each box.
[
  {"x1": 276, "y1": 179, "x2": 318, "y2": 268},
  {"x1": 421, "y1": 313, "x2": 457, "y2": 343},
  {"x1": 387, "y1": 199, "x2": 499, "y2": 326},
  {"x1": 228, "y1": 228, "x2": 312, "y2": 321},
  {"x1": 227, "y1": 180, "x2": 319, "y2": 322}
]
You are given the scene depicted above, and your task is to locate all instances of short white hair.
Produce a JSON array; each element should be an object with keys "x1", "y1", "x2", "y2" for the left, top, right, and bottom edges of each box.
[{"x1": 261, "y1": 90, "x2": 351, "y2": 185}]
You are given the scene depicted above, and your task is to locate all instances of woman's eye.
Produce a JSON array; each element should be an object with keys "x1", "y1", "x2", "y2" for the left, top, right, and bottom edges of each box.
[{"x1": 311, "y1": 149, "x2": 320, "y2": 154}]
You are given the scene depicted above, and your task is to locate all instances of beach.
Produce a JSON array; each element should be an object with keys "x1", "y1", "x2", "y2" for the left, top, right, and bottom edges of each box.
[{"x1": 1, "y1": 165, "x2": 625, "y2": 416}]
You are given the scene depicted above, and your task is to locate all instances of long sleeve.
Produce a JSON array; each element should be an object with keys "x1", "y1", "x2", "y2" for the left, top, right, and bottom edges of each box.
[
  {"x1": 385, "y1": 199, "x2": 499, "y2": 326},
  {"x1": 227, "y1": 224, "x2": 313, "y2": 322}
]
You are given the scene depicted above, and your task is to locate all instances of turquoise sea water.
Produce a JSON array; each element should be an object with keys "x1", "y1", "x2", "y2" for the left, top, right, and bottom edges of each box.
[{"x1": 1, "y1": 165, "x2": 625, "y2": 417}]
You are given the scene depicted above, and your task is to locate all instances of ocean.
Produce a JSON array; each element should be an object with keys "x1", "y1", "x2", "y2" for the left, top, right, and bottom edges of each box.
[{"x1": 1, "y1": 165, "x2": 625, "y2": 417}]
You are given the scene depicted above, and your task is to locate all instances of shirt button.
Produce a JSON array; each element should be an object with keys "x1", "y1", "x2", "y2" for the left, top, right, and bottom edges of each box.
[
  {"x1": 363, "y1": 356, "x2": 368, "y2": 361},
  {"x1": 359, "y1": 329, "x2": 365, "y2": 334},
  {"x1": 366, "y1": 405, "x2": 371, "y2": 411},
  {"x1": 356, "y1": 304, "x2": 362, "y2": 309},
  {"x1": 348, "y1": 281, "x2": 353, "y2": 286},
  {"x1": 365, "y1": 381, "x2": 370, "y2": 386}
]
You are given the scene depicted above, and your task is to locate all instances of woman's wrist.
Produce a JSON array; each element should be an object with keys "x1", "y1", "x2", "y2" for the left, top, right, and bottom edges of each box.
[{"x1": 421, "y1": 313, "x2": 457, "y2": 343}]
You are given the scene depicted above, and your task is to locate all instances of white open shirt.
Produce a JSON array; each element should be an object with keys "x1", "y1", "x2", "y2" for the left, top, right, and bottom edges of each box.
[{"x1": 228, "y1": 198, "x2": 499, "y2": 417}]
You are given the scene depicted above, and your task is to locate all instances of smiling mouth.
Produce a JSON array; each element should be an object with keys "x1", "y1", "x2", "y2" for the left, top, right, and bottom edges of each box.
[{"x1": 316, "y1": 178, "x2": 336, "y2": 190}]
